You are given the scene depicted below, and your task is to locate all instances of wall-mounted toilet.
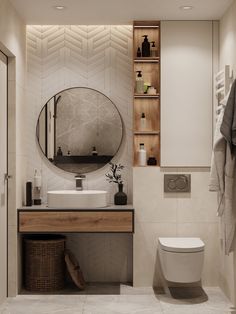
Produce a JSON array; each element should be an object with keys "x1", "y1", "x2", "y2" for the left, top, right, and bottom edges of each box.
[{"x1": 158, "y1": 237, "x2": 205, "y2": 283}]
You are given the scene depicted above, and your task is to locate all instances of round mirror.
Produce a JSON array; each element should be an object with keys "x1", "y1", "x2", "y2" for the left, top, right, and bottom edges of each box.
[{"x1": 36, "y1": 87, "x2": 123, "y2": 174}]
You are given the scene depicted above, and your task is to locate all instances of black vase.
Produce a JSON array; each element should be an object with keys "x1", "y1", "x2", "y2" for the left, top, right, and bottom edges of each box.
[{"x1": 114, "y1": 183, "x2": 127, "y2": 205}]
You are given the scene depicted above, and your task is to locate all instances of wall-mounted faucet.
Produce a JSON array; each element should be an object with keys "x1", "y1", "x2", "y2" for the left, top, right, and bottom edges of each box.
[{"x1": 75, "y1": 174, "x2": 86, "y2": 191}]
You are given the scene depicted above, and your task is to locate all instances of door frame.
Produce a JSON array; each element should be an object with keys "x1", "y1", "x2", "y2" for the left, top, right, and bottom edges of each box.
[
  {"x1": 0, "y1": 41, "x2": 17, "y2": 297},
  {"x1": 0, "y1": 49, "x2": 8, "y2": 301}
]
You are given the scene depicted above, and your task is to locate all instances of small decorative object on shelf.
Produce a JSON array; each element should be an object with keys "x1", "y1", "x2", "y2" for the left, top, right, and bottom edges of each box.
[
  {"x1": 91, "y1": 146, "x2": 98, "y2": 156},
  {"x1": 147, "y1": 86, "x2": 157, "y2": 95},
  {"x1": 105, "y1": 162, "x2": 127, "y2": 205},
  {"x1": 147, "y1": 156, "x2": 157, "y2": 165},
  {"x1": 57, "y1": 146, "x2": 63, "y2": 156},
  {"x1": 137, "y1": 47, "x2": 142, "y2": 57}
]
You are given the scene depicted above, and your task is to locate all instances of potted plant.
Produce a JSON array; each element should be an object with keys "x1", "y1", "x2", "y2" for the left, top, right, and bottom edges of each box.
[{"x1": 105, "y1": 162, "x2": 127, "y2": 205}]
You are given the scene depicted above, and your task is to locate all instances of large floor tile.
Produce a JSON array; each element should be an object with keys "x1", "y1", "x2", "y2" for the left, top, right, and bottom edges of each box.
[
  {"x1": 83, "y1": 295, "x2": 120, "y2": 313},
  {"x1": 0, "y1": 285, "x2": 233, "y2": 314},
  {"x1": 7, "y1": 295, "x2": 86, "y2": 314},
  {"x1": 116, "y1": 295, "x2": 162, "y2": 313},
  {"x1": 120, "y1": 285, "x2": 158, "y2": 295},
  {"x1": 163, "y1": 309, "x2": 230, "y2": 314},
  {"x1": 203, "y1": 287, "x2": 232, "y2": 310}
]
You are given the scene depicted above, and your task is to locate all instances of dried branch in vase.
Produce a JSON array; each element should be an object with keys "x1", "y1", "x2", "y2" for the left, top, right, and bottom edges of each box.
[{"x1": 105, "y1": 162, "x2": 124, "y2": 185}]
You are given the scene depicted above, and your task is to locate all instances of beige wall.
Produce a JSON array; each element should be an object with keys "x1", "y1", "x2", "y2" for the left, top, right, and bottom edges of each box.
[
  {"x1": 0, "y1": 0, "x2": 26, "y2": 297},
  {"x1": 133, "y1": 168, "x2": 219, "y2": 287},
  {"x1": 219, "y1": 0, "x2": 236, "y2": 305},
  {"x1": 133, "y1": 20, "x2": 219, "y2": 288}
]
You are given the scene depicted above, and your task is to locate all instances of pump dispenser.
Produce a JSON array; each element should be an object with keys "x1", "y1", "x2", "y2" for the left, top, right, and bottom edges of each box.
[
  {"x1": 150, "y1": 41, "x2": 157, "y2": 57},
  {"x1": 142, "y1": 35, "x2": 150, "y2": 57},
  {"x1": 140, "y1": 112, "x2": 147, "y2": 130},
  {"x1": 135, "y1": 71, "x2": 144, "y2": 94}
]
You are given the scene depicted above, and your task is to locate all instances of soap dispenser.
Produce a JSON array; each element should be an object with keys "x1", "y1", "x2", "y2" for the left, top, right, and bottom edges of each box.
[
  {"x1": 135, "y1": 71, "x2": 144, "y2": 94},
  {"x1": 142, "y1": 35, "x2": 150, "y2": 57},
  {"x1": 140, "y1": 112, "x2": 147, "y2": 130},
  {"x1": 150, "y1": 41, "x2": 157, "y2": 57}
]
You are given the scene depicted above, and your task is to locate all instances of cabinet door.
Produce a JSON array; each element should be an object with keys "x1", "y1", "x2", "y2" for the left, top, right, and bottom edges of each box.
[{"x1": 161, "y1": 21, "x2": 213, "y2": 167}]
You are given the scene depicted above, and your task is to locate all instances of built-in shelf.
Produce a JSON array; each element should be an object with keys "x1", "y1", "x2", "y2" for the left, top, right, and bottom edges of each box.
[
  {"x1": 134, "y1": 131, "x2": 160, "y2": 135},
  {"x1": 133, "y1": 20, "x2": 160, "y2": 167},
  {"x1": 133, "y1": 26, "x2": 160, "y2": 29},
  {"x1": 134, "y1": 94, "x2": 160, "y2": 98},
  {"x1": 134, "y1": 58, "x2": 159, "y2": 63},
  {"x1": 54, "y1": 155, "x2": 112, "y2": 164}
]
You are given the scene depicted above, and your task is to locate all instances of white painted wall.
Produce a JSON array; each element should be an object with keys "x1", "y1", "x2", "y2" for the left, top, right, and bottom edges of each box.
[
  {"x1": 0, "y1": 0, "x2": 26, "y2": 297},
  {"x1": 219, "y1": 0, "x2": 236, "y2": 305},
  {"x1": 161, "y1": 21, "x2": 213, "y2": 167}
]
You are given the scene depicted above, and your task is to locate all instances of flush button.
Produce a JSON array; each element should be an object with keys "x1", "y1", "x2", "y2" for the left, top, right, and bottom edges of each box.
[{"x1": 164, "y1": 174, "x2": 191, "y2": 192}]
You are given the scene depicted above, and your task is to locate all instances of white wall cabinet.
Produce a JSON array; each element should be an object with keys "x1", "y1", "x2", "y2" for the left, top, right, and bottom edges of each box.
[{"x1": 161, "y1": 21, "x2": 213, "y2": 167}]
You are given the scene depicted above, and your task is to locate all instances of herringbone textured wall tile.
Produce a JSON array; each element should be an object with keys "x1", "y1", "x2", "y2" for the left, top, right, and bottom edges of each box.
[{"x1": 26, "y1": 25, "x2": 133, "y2": 282}]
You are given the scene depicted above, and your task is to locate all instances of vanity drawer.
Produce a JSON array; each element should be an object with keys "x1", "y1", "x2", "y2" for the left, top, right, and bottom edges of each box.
[{"x1": 18, "y1": 210, "x2": 134, "y2": 233}]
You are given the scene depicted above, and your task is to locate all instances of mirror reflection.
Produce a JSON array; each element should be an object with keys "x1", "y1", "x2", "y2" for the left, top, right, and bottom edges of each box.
[{"x1": 36, "y1": 87, "x2": 123, "y2": 174}]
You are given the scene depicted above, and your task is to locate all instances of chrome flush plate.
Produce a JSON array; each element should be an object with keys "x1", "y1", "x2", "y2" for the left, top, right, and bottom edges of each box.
[{"x1": 164, "y1": 174, "x2": 191, "y2": 193}]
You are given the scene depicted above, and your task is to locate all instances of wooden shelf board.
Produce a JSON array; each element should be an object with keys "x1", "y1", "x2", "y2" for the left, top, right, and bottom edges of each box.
[
  {"x1": 134, "y1": 131, "x2": 160, "y2": 135},
  {"x1": 134, "y1": 94, "x2": 160, "y2": 98},
  {"x1": 133, "y1": 26, "x2": 160, "y2": 29},
  {"x1": 133, "y1": 21, "x2": 160, "y2": 27},
  {"x1": 134, "y1": 58, "x2": 159, "y2": 63}
]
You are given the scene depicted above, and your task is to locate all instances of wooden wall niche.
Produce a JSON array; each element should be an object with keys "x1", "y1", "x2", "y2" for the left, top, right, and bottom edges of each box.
[{"x1": 133, "y1": 21, "x2": 160, "y2": 167}]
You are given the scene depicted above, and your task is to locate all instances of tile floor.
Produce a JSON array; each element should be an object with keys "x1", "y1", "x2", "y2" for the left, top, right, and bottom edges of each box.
[{"x1": 0, "y1": 286, "x2": 233, "y2": 314}]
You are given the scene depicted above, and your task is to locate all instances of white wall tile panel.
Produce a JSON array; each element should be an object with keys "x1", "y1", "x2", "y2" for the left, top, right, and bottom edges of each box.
[{"x1": 26, "y1": 25, "x2": 133, "y2": 282}]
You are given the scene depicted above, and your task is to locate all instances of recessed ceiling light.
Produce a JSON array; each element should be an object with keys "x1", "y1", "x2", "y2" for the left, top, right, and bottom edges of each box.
[
  {"x1": 179, "y1": 5, "x2": 193, "y2": 10},
  {"x1": 54, "y1": 5, "x2": 66, "y2": 10}
]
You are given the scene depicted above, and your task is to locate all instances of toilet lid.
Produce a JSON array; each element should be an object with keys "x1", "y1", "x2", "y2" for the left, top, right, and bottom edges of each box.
[{"x1": 159, "y1": 237, "x2": 205, "y2": 253}]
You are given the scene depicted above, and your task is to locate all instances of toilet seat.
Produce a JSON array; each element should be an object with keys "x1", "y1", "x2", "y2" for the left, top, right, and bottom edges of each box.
[{"x1": 159, "y1": 237, "x2": 204, "y2": 253}]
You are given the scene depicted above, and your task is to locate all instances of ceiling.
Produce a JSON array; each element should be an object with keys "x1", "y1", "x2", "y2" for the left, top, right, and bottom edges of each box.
[{"x1": 10, "y1": 0, "x2": 233, "y2": 25}]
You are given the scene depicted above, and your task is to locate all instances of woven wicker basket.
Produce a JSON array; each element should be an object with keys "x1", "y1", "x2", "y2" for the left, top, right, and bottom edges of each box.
[{"x1": 24, "y1": 235, "x2": 66, "y2": 292}]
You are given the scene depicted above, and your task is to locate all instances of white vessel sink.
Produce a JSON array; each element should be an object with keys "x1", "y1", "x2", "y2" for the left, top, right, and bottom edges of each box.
[{"x1": 47, "y1": 190, "x2": 108, "y2": 208}]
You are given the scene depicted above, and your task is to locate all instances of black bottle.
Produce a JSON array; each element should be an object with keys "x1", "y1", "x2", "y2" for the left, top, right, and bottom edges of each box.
[
  {"x1": 57, "y1": 146, "x2": 63, "y2": 156},
  {"x1": 137, "y1": 47, "x2": 141, "y2": 57},
  {"x1": 142, "y1": 35, "x2": 150, "y2": 57},
  {"x1": 26, "y1": 181, "x2": 32, "y2": 206}
]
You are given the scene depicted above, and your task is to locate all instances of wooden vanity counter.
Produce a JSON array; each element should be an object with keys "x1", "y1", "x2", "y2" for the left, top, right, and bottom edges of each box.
[{"x1": 18, "y1": 205, "x2": 134, "y2": 234}]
